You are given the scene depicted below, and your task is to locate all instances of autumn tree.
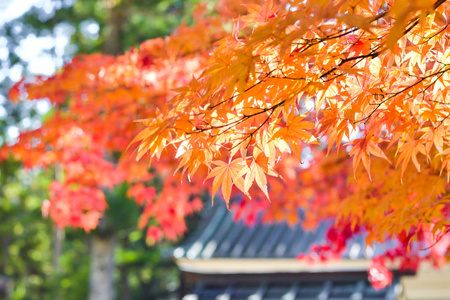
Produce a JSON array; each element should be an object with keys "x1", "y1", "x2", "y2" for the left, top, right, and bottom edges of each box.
[
  {"x1": 133, "y1": 0, "x2": 450, "y2": 288},
  {"x1": 1, "y1": 0, "x2": 222, "y2": 299},
  {"x1": 3, "y1": 0, "x2": 254, "y2": 298},
  {"x1": 7, "y1": 0, "x2": 450, "y2": 291}
]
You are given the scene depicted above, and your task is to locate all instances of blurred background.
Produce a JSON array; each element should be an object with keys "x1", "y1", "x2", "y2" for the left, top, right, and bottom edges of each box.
[{"x1": 0, "y1": 1, "x2": 205, "y2": 299}]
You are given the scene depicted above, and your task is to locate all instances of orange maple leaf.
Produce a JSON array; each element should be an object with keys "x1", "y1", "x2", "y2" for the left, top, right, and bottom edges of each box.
[
  {"x1": 347, "y1": 135, "x2": 390, "y2": 180},
  {"x1": 272, "y1": 110, "x2": 319, "y2": 160},
  {"x1": 205, "y1": 158, "x2": 248, "y2": 207}
]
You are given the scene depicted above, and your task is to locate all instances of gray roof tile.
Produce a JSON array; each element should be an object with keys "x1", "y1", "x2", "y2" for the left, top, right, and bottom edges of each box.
[{"x1": 175, "y1": 203, "x2": 391, "y2": 260}]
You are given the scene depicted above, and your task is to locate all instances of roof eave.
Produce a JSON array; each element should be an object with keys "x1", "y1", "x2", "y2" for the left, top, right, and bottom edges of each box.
[{"x1": 176, "y1": 257, "x2": 401, "y2": 274}]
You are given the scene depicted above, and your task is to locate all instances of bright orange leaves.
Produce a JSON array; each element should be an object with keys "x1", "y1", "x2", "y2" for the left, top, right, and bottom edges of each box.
[
  {"x1": 5, "y1": 0, "x2": 450, "y2": 274},
  {"x1": 272, "y1": 110, "x2": 319, "y2": 160},
  {"x1": 134, "y1": 0, "x2": 450, "y2": 258}
]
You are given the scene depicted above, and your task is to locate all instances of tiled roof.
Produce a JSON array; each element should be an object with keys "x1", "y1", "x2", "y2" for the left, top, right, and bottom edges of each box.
[
  {"x1": 182, "y1": 277, "x2": 402, "y2": 300},
  {"x1": 174, "y1": 203, "x2": 396, "y2": 260}
]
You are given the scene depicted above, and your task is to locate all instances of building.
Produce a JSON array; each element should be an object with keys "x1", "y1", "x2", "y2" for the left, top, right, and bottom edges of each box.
[{"x1": 173, "y1": 204, "x2": 405, "y2": 300}]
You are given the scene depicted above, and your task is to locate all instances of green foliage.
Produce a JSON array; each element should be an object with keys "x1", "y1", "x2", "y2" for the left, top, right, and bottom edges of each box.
[
  {"x1": 103, "y1": 183, "x2": 141, "y2": 234},
  {"x1": 0, "y1": 162, "x2": 52, "y2": 299},
  {"x1": 0, "y1": 161, "x2": 194, "y2": 299}
]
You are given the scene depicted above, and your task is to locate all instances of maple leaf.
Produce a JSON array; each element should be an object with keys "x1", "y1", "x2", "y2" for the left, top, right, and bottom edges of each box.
[
  {"x1": 347, "y1": 135, "x2": 390, "y2": 180},
  {"x1": 205, "y1": 158, "x2": 248, "y2": 207},
  {"x1": 244, "y1": 152, "x2": 270, "y2": 200},
  {"x1": 395, "y1": 136, "x2": 426, "y2": 177},
  {"x1": 241, "y1": 0, "x2": 279, "y2": 24},
  {"x1": 337, "y1": 14, "x2": 376, "y2": 32},
  {"x1": 272, "y1": 110, "x2": 319, "y2": 160}
]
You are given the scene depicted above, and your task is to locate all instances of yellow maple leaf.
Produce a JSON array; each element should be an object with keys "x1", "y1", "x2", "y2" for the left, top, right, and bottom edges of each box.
[{"x1": 205, "y1": 158, "x2": 248, "y2": 207}]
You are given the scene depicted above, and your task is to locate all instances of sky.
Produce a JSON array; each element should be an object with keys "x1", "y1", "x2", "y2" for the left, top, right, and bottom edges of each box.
[
  {"x1": 0, "y1": 0, "x2": 80, "y2": 79},
  {"x1": 0, "y1": 0, "x2": 100, "y2": 143},
  {"x1": 0, "y1": 0, "x2": 40, "y2": 26},
  {"x1": 0, "y1": 0, "x2": 73, "y2": 142}
]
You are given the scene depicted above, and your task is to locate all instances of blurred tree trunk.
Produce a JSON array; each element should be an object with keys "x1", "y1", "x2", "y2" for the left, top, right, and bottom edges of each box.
[
  {"x1": 103, "y1": 1, "x2": 128, "y2": 55},
  {"x1": 52, "y1": 226, "x2": 64, "y2": 273},
  {"x1": 88, "y1": 2, "x2": 128, "y2": 299},
  {"x1": 53, "y1": 165, "x2": 65, "y2": 300},
  {"x1": 119, "y1": 265, "x2": 131, "y2": 300},
  {"x1": 102, "y1": 0, "x2": 131, "y2": 55},
  {"x1": 88, "y1": 234, "x2": 117, "y2": 300},
  {"x1": 52, "y1": 226, "x2": 64, "y2": 300}
]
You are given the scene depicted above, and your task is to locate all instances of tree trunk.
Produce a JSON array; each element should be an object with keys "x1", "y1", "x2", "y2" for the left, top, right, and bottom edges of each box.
[
  {"x1": 87, "y1": 2, "x2": 128, "y2": 299},
  {"x1": 52, "y1": 226, "x2": 64, "y2": 273},
  {"x1": 119, "y1": 265, "x2": 131, "y2": 300},
  {"x1": 103, "y1": 1, "x2": 128, "y2": 55},
  {"x1": 52, "y1": 226, "x2": 64, "y2": 300},
  {"x1": 53, "y1": 165, "x2": 65, "y2": 300},
  {"x1": 88, "y1": 234, "x2": 117, "y2": 300}
]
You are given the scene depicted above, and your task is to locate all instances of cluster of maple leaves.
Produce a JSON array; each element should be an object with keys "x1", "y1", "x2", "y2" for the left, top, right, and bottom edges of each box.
[
  {"x1": 135, "y1": 0, "x2": 450, "y2": 287},
  {"x1": 4, "y1": 0, "x2": 450, "y2": 290},
  {"x1": 4, "y1": 1, "x2": 248, "y2": 242}
]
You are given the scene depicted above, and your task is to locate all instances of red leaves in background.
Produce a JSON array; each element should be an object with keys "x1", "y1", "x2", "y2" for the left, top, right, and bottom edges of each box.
[
  {"x1": 45, "y1": 182, "x2": 107, "y2": 232},
  {"x1": 368, "y1": 257, "x2": 393, "y2": 290},
  {"x1": 127, "y1": 183, "x2": 156, "y2": 206},
  {"x1": 146, "y1": 227, "x2": 163, "y2": 245},
  {"x1": 2, "y1": 0, "x2": 233, "y2": 240}
]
